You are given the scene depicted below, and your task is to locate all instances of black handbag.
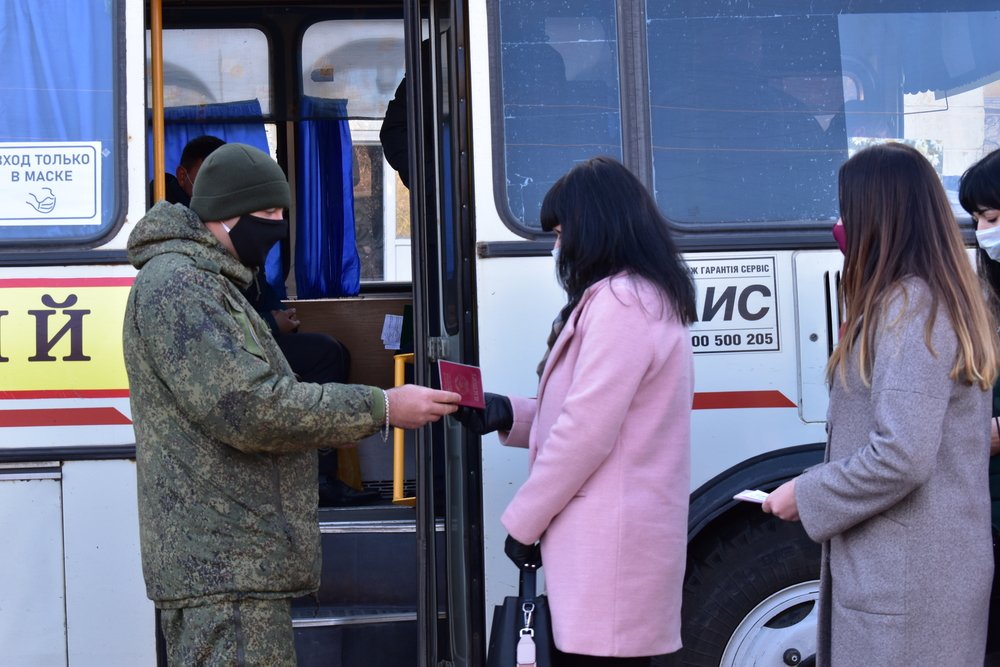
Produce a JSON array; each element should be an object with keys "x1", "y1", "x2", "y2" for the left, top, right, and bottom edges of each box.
[{"x1": 486, "y1": 568, "x2": 554, "y2": 667}]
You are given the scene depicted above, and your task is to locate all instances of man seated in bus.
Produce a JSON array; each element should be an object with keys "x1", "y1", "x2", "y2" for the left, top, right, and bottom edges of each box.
[
  {"x1": 148, "y1": 134, "x2": 224, "y2": 207},
  {"x1": 242, "y1": 266, "x2": 378, "y2": 506},
  {"x1": 123, "y1": 142, "x2": 461, "y2": 666}
]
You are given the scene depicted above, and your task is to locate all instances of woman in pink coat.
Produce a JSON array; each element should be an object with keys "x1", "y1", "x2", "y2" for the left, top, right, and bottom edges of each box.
[{"x1": 458, "y1": 156, "x2": 696, "y2": 666}]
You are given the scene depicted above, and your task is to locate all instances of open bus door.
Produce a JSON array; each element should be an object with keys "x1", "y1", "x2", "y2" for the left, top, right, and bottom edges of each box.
[
  {"x1": 402, "y1": 1, "x2": 486, "y2": 665},
  {"x1": 141, "y1": 1, "x2": 483, "y2": 665}
]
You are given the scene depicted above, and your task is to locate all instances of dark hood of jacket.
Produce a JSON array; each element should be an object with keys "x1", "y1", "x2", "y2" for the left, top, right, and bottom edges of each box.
[{"x1": 127, "y1": 201, "x2": 253, "y2": 291}]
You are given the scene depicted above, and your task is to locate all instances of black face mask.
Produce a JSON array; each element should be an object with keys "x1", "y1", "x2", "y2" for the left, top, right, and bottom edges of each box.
[{"x1": 227, "y1": 214, "x2": 287, "y2": 267}]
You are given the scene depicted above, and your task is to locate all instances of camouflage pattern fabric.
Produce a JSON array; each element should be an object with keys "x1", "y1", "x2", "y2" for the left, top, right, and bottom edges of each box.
[
  {"x1": 123, "y1": 202, "x2": 384, "y2": 608},
  {"x1": 160, "y1": 598, "x2": 297, "y2": 666}
]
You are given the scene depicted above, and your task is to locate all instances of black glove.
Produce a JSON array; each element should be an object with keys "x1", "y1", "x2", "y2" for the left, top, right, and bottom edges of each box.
[
  {"x1": 504, "y1": 534, "x2": 542, "y2": 570},
  {"x1": 452, "y1": 392, "x2": 513, "y2": 435}
]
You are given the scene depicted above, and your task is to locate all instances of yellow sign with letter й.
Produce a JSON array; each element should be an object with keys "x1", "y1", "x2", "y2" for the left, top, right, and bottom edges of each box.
[{"x1": 0, "y1": 277, "x2": 132, "y2": 397}]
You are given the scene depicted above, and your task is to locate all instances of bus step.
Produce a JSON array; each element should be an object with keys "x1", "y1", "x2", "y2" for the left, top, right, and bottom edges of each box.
[
  {"x1": 297, "y1": 507, "x2": 446, "y2": 607},
  {"x1": 292, "y1": 604, "x2": 420, "y2": 627},
  {"x1": 292, "y1": 606, "x2": 446, "y2": 667}
]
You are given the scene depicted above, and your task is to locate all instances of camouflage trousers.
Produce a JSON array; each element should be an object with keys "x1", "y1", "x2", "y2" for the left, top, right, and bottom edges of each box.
[{"x1": 160, "y1": 598, "x2": 297, "y2": 667}]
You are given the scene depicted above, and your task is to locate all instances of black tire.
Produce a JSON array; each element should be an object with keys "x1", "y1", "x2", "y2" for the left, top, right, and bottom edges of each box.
[{"x1": 657, "y1": 507, "x2": 820, "y2": 667}]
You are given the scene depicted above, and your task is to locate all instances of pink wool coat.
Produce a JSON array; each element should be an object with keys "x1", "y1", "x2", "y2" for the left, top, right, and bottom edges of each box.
[{"x1": 499, "y1": 274, "x2": 693, "y2": 657}]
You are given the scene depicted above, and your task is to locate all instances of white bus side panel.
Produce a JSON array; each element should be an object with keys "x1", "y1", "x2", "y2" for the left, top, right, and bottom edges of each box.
[
  {"x1": 687, "y1": 251, "x2": 828, "y2": 489},
  {"x1": 0, "y1": 468, "x2": 67, "y2": 666},
  {"x1": 63, "y1": 459, "x2": 154, "y2": 667},
  {"x1": 794, "y1": 250, "x2": 845, "y2": 424}
]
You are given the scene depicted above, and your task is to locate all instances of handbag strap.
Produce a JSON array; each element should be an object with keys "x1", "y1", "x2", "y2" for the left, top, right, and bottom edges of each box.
[
  {"x1": 516, "y1": 569, "x2": 540, "y2": 666},
  {"x1": 519, "y1": 569, "x2": 538, "y2": 605}
]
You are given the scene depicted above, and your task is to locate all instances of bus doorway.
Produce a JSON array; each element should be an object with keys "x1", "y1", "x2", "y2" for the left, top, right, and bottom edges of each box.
[{"x1": 145, "y1": 1, "x2": 482, "y2": 665}]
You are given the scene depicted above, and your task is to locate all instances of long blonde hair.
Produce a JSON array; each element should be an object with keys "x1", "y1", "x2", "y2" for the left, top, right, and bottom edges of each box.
[{"x1": 827, "y1": 142, "x2": 999, "y2": 389}]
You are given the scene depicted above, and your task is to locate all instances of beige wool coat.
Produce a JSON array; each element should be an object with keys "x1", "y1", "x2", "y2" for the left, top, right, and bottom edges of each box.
[{"x1": 797, "y1": 278, "x2": 993, "y2": 666}]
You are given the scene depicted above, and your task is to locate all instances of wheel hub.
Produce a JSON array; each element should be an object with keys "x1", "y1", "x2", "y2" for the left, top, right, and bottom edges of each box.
[{"x1": 719, "y1": 581, "x2": 820, "y2": 667}]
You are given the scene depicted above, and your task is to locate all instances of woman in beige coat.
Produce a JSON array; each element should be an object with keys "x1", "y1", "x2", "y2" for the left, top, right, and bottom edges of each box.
[{"x1": 764, "y1": 142, "x2": 999, "y2": 665}]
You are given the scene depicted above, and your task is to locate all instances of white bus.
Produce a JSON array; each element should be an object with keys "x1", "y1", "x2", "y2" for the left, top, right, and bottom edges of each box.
[{"x1": 2, "y1": 1, "x2": 999, "y2": 665}]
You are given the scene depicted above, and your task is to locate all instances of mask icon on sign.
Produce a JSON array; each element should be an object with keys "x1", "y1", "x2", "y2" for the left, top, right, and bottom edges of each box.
[{"x1": 27, "y1": 187, "x2": 56, "y2": 214}]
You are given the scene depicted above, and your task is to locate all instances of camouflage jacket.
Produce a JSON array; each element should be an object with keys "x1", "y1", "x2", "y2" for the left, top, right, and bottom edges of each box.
[{"x1": 123, "y1": 202, "x2": 384, "y2": 608}]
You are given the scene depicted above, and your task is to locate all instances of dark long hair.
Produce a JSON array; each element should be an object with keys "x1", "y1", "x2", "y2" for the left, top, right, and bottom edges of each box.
[
  {"x1": 828, "y1": 142, "x2": 997, "y2": 389},
  {"x1": 959, "y1": 148, "x2": 1000, "y2": 304},
  {"x1": 539, "y1": 156, "x2": 697, "y2": 325}
]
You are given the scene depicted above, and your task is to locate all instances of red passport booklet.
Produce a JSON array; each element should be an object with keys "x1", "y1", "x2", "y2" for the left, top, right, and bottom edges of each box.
[{"x1": 438, "y1": 360, "x2": 485, "y2": 409}]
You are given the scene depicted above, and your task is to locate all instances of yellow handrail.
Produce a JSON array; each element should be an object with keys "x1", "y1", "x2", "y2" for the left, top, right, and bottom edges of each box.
[
  {"x1": 149, "y1": 0, "x2": 166, "y2": 202},
  {"x1": 392, "y1": 353, "x2": 416, "y2": 506}
]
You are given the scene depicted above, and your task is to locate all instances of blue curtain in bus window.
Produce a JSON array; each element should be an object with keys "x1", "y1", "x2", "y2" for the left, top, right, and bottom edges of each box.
[
  {"x1": 146, "y1": 99, "x2": 270, "y2": 186},
  {"x1": 646, "y1": 5, "x2": 847, "y2": 226},
  {"x1": 145, "y1": 99, "x2": 287, "y2": 297},
  {"x1": 295, "y1": 96, "x2": 360, "y2": 298},
  {"x1": 0, "y1": 0, "x2": 117, "y2": 243},
  {"x1": 497, "y1": 0, "x2": 622, "y2": 229}
]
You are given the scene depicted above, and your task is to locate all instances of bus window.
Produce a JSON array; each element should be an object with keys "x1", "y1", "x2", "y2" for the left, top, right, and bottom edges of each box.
[
  {"x1": 301, "y1": 20, "x2": 404, "y2": 120},
  {"x1": 149, "y1": 27, "x2": 288, "y2": 293},
  {"x1": 0, "y1": 1, "x2": 122, "y2": 247},
  {"x1": 301, "y1": 20, "x2": 410, "y2": 284},
  {"x1": 838, "y1": 9, "x2": 1000, "y2": 205},
  {"x1": 153, "y1": 28, "x2": 271, "y2": 113},
  {"x1": 646, "y1": 2, "x2": 1000, "y2": 235},
  {"x1": 148, "y1": 28, "x2": 276, "y2": 179},
  {"x1": 647, "y1": 6, "x2": 847, "y2": 229},
  {"x1": 492, "y1": 0, "x2": 623, "y2": 232}
]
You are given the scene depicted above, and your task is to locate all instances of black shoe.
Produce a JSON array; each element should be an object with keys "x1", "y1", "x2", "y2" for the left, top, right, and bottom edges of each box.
[{"x1": 318, "y1": 476, "x2": 380, "y2": 507}]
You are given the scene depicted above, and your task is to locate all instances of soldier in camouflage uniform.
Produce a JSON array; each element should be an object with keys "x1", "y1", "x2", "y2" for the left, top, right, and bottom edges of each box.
[{"x1": 123, "y1": 143, "x2": 459, "y2": 666}]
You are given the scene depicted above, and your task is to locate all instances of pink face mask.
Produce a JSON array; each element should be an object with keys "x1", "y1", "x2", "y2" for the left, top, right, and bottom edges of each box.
[{"x1": 832, "y1": 220, "x2": 847, "y2": 254}]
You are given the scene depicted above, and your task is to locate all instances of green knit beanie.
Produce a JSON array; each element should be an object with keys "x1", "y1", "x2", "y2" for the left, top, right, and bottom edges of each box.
[{"x1": 189, "y1": 143, "x2": 290, "y2": 221}]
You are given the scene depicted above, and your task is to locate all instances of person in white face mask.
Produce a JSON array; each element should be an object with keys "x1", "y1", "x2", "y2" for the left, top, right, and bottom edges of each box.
[
  {"x1": 959, "y1": 147, "x2": 1000, "y2": 660},
  {"x1": 960, "y1": 148, "x2": 1000, "y2": 456}
]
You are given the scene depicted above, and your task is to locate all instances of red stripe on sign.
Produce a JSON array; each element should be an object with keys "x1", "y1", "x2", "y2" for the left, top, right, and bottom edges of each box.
[
  {"x1": 693, "y1": 390, "x2": 796, "y2": 410},
  {"x1": 0, "y1": 407, "x2": 132, "y2": 428},
  {"x1": 0, "y1": 277, "x2": 134, "y2": 288},
  {"x1": 0, "y1": 389, "x2": 131, "y2": 400}
]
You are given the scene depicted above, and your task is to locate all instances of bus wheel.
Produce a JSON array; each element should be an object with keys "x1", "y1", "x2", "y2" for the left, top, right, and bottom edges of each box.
[{"x1": 662, "y1": 512, "x2": 820, "y2": 667}]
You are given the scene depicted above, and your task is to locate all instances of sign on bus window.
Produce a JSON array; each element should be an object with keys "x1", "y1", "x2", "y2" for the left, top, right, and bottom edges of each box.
[
  {"x1": 0, "y1": 143, "x2": 102, "y2": 226},
  {"x1": 0, "y1": 2, "x2": 120, "y2": 246}
]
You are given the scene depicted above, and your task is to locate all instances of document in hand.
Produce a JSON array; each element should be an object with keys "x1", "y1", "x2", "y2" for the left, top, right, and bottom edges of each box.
[
  {"x1": 733, "y1": 489, "x2": 770, "y2": 504},
  {"x1": 438, "y1": 360, "x2": 486, "y2": 409}
]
